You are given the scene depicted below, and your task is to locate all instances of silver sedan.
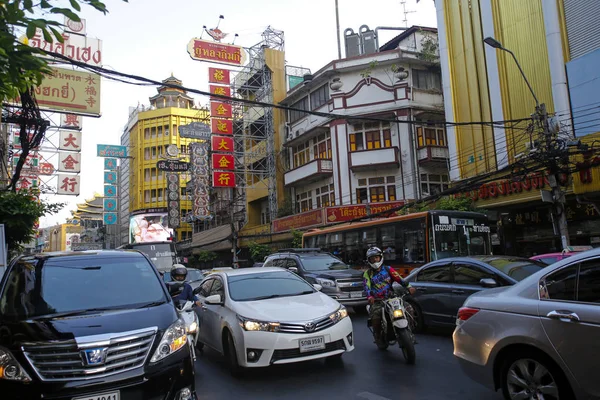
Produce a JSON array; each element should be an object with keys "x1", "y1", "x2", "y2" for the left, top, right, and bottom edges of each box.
[{"x1": 453, "y1": 248, "x2": 600, "y2": 400}]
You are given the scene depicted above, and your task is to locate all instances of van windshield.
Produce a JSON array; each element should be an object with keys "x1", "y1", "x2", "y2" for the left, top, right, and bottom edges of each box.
[{"x1": 0, "y1": 257, "x2": 167, "y2": 319}]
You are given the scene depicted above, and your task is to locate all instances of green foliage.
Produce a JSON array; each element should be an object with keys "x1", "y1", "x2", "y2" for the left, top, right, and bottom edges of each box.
[
  {"x1": 418, "y1": 29, "x2": 439, "y2": 63},
  {"x1": 436, "y1": 196, "x2": 479, "y2": 212},
  {"x1": 290, "y1": 228, "x2": 303, "y2": 248},
  {"x1": 197, "y1": 250, "x2": 218, "y2": 263},
  {"x1": 277, "y1": 197, "x2": 294, "y2": 218},
  {"x1": 0, "y1": 191, "x2": 64, "y2": 256},
  {"x1": 360, "y1": 60, "x2": 378, "y2": 78},
  {"x1": 0, "y1": 0, "x2": 127, "y2": 101},
  {"x1": 248, "y1": 241, "x2": 272, "y2": 262}
]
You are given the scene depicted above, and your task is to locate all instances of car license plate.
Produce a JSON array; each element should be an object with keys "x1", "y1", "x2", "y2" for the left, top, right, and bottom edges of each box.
[
  {"x1": 73, "y1": 391, "x2": 120, "y2": 400},
  {"x1": 350, "y1": 291, "x2": 363, "y2": 298},
  {"x1": 299, "y1": 336, "x2": 325, "y2": 353}
]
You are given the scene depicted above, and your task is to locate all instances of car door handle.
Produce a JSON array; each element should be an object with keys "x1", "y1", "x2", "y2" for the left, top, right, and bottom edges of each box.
[
  {"x1": 416, "y1": 287, "x2": 427, "y2": 292},
  {"x1": 547, "y1": 310, "x2": 580, "y2": 322},
  {"x1": 452, "y1": 289, "x2": 465, "y2": 294}
]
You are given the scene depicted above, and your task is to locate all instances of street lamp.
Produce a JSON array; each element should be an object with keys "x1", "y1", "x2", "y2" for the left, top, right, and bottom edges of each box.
[{"x1": 483, "y1": 36, "x2": 539, "y2": 108}]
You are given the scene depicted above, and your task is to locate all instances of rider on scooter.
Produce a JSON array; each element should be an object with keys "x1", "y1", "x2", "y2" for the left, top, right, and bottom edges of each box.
[
  {"x1": 170, "y1": 264, "x2": 201, "y2": 306},
  {"x1": 363, "y1": 247, "x2": 416, "y2": 349}
]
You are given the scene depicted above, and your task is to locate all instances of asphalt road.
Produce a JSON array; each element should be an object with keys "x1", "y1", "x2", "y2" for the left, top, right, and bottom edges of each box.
[{"x1": 193, "y1": 311, "x2": 503, "y2": 400}]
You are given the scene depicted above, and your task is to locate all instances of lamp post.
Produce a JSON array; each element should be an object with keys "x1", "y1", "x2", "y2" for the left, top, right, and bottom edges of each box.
[{"x1": 484, "y1": 36, "x2": 570, "y2": 250}]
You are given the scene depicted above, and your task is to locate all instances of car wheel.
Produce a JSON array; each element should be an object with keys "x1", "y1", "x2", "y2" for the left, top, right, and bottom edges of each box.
[
  {"x1": 224, "y1": 331, "x2": 242, "y2": 377},
  {"x1": 500, "y1": 350, "x2": 572, "y2": 400},
  {"x1": 405, "y1": 300, "x2": 425, "y2": 333}
]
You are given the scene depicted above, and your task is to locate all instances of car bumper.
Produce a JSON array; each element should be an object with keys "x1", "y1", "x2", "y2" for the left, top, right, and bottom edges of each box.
[
  {"x1": 326, "y1": 293, "x2": 368, "y2": 307},
  {"x1": 1, "y1": 347, "x2": 195, "y2": 400},
  {"x1": 453, "y1": 321, "x2": 496, "y2": 391},
  {"x1": 236, "y1": 317, "x2": 354, "y2": 367}
]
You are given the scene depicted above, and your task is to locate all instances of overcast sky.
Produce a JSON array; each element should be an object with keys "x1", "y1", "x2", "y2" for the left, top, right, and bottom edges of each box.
[{"x1": 39, "y1": 0, "x2": 437, "y2": 228}]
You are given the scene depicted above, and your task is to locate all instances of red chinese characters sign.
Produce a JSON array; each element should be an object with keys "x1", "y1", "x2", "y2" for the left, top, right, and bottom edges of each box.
[
  {"x1": 210, "y1": 84, "x2": 231, "y2": 99},
  {"x1": 211, "y1": 118, "x2": 233, "y2": 135},
  {"x1": 59, "y1": 130, "x2": 82, "y2": 151},
  {"x1": 325, "y1": 201, "x2": 405, "y2": 223},
  {"x1": 273, "y1": 209, "x2": 324, "y2": 233},
  {"x1": 213, "y1": 171, "x2": 236, "y2": 187},
  {"x1": 212, "y1": 154, "x2": 235, "y2": 170},
  {"x1": 208, "y1": 69, "x2": 231, "y2": 85},
  {"x1": 211, "y1": 136, "x2": 234, "y2": 152},
  {"x1": 210, "y1": 102, "x2": 232, "y2": 118},
  {"x1": 187, "y1": 38, "x2": 247, "y2": 66}
]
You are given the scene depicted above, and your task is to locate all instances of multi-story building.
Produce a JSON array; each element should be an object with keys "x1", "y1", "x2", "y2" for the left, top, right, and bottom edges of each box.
[
  {"x1": 120, "y1": 76, "x2": 209, "y2": 245},
  {"x1": 435, "y1": 0, "x2": 600, "y2": 255},
  {"x1": 264, "y1": 26, "x2": 447, "y2": 239}
]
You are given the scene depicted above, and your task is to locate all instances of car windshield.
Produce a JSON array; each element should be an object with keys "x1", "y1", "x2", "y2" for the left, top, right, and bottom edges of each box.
[
  {"x1": 0, "y1": 256, "x2": 167, "y2": 319},
  {"x1": 299, "y1": 256, "x2": 349, "y2": 271},
  {"x1": 227, "y1": 271, "x2": 316, "y2": 301},
  {"x1": 127, "y1": 244, "x2": 176, "y2": 270},
  {"x1": 485, "y1": 258, "x2": 548, "y2": 281}
]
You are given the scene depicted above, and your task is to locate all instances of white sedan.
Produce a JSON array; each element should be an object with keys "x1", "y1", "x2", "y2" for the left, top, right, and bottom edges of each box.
[{"x1": 194, "y1": 267, "x2": 354, "y2": 374}]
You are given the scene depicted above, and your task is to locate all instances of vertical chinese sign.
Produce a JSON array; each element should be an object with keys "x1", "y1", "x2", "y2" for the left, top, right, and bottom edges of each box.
[
  {"x1": 209, "y1": 67, "x2": 236, "y2": 188},
  {"x1": 189, "y1": 143, "x2": 210, "y2": 220},
  {"x1": 56, "y1": 129, "x2": 83, "y2": 196},
  {"x1": 166, "y1": 173, "x2": 180, "y2": 229},
  {"x1": 97, "y1": 145, "x2": 127, "y2": 225}
]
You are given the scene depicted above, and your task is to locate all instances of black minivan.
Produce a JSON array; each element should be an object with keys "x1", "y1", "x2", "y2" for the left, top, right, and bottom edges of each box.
[{"x1": 0, "y1": 250, "x2": 196, "y2": 400}]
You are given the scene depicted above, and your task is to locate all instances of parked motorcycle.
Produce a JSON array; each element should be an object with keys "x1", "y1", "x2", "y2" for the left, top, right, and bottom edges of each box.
[
  {"x1": 367, "y1": 288, "x2": 417, "y2": 364},
  {"x1": 166, "y1": 282, "x2": 200, "y2": 362}
]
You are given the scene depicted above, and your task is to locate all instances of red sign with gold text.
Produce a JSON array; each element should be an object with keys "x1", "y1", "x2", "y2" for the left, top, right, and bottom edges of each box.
[
  {"x1": 208, "y1": 68, "x2": 231, "y2": 85},
  {"x1": 187, "y1": 38, "x2": 247, "y2": 66},
  {"x1": 212, "y1": 154, "x2": 235, "y2": 170},
  {"x1": 210, "y1": 102, "x2": 232, "y2": 118},
  {"x1": 325, "y1": 201, "x2": 405, "y2": 223},
  {"x1": 211, "y1": 136, "x2": 234, "y2": 152},
  {"x1": 210, "y1": 84, "x2": 231, "y2": 98},
  {"x1": 273, "y1": 209, "x2": 324, "y2": 233},
  {"x1": 213, "y1": 171, "x2": 236, "y2": 187},
  {"x1": 211, "y1": 118, "x2": 233, "y2": 135}
]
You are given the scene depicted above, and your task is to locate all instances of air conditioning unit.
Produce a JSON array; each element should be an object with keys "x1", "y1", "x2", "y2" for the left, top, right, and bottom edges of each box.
[{"x1": 295, "y1": 128, "x2": 304, "y2": 138}]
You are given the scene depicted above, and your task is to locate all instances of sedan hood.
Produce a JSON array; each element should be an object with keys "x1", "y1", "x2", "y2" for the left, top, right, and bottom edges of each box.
[
  {"x1": 308, "y1": 269, "x2": 364, "y2": 280},
  {"x1": 232, "y1": 292, "x2": 340, "y2": 322}
]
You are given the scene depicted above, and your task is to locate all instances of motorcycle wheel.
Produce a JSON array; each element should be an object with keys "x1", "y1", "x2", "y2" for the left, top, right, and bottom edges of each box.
[{"x1": 397, "y1": 329, "x2": 416, "y2": 365}]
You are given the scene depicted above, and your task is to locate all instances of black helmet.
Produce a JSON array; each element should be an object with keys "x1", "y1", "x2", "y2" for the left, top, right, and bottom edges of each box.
[
  {"x1": 366, "y1": 247, "x2": 384, "y2": 270},
  {"x1": 170, "y1": 264, "x2": 188, "y2": 282}
]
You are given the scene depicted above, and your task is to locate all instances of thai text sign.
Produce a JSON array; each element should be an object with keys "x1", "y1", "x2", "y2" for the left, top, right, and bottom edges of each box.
[
  {"x1": 187, "y1": 38, "x2": 247, "y2": 66},
  {"x1": 57, "y1": 174, "x2": 80, "y2": 195},
  {"x1": 178, "y1": 122, "x2": 211, "y2": 140},
  {"x1": 157, "y1": 160, "x2": 190, "y2": 172},
  {"x1": 208, "y1": 68, "x2": 231, "y2": 85},
  {"x1": 462, "y1": 172, "x2": 551, "y2": 202},
  {"x1": 273, "y1": 209, "x2": 324, "y2": 233},
  {"x1": 59, "y1": 130, "x2": 82, "y2": 151},
  {"x1": 211, "y1": 118, "x2": 233, "y2": 135},
  {"x1": 210, "y1": 85, "x2": 231, "y2": 98},
  {"x1": 212, "y1": 154, "x2": 235, "y2": 170},
  {"x1": 210, "y1": 102, "x2": 233, "y2": 118},
  {"x1": 326, "y1": 201, "x2": 405, "y2": 223},
  {"x1": 213, "y1": 171, "x2": 236, "y2": 187},
  {"x1": 28, "y1": 27, "x2": 102, "y2": 66},
  {"x1": 211, "y1": 136, "x2": 234, "y2": 152},
  {"x1": 97, "y1": 144, "x2": 128, "y2": 158},
  {"x1": 16, "y1": 67, "x2": 101, "y2": 116}
]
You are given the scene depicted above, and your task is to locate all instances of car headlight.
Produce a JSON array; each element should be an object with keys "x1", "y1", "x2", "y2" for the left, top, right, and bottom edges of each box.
[
  {"x1": 393, "y1": 309, "x2": 404, "y2": 319},
  {"x1": 328, "y1": 306, "x2": 348, "y2": 324},
  {"x1": 187, "y1": 321, "x2": 198, "y2": 334},
  {"x1": 316, "y1": 278, "x2": 336, "y2": 287},
  {"x1": 150, "y1": 319, "x2": 187, "y2": 363},
  {"x1": 239, "y1": 317, "x2": 280, "y2": 332},
  {"x1": 0, "y1": 347, "x2": 31, "y2": 382}
]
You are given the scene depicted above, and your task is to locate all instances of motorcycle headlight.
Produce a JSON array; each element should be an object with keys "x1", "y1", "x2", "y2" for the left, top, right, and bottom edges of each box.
[
  {"x1": 393, "y1": 309, "x2": 404, "y2": 319},
  {"x1": 316, "y1": 278, "x2": 336, "y2": 287},
  {"x1": 0, "y1": 347, "x2": 31, "y2": 382},
  {"x1": 239, "y1": 317, "x2": 280, "y2": 332},
  {"x1": 187, "y1": 321, "x2": 198, "y2": 334},
  {"x1": 328, "y1": 306, "x2": 348, "y2": 324},
  {"x1": 150, "y1": 319, "x2": 187, "y2": 363}
]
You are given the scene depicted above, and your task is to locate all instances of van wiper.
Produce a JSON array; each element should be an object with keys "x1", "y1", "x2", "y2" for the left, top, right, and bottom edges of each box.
[{"x1": 136, "y1": 300, "x2": 166, "y2": 309}]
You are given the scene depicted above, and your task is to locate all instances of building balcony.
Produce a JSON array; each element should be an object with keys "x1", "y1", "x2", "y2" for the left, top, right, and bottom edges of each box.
[
  {"x1": 417, "y1": 145, "x2": 449, "y2": 165},
  {"x1": 284, "y1": 159, "x2": 334, "y2": 186},
  {"x1": 349, "y1": 147, "x2": 399, "y2": 171}
]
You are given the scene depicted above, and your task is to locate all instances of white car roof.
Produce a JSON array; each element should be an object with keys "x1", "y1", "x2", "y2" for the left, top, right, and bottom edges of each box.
[{"x1": 211, "y1": 267, "x2": 285, "y2": 277}]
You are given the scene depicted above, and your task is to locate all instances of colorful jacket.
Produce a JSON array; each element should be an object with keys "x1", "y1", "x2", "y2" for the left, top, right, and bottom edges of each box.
[{"x1": 363, "y1": 266, "x2": 410, "y2": 300}]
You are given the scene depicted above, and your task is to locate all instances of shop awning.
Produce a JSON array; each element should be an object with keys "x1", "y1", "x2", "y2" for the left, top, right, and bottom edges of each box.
[{"x1": 191, "y1": 225, "x2": 232, "y2": 253}]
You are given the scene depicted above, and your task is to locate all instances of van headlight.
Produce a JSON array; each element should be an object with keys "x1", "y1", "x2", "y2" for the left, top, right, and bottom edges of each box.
[
  {"x1": 151, "y1": 319, "x2": 187, "y2": 363},
  {"x1": 0, "y1": 347, "x2": 31, "y2": 382},
  {"x1": 328, "y1": 306, "x2": 348, "y2": 324}
]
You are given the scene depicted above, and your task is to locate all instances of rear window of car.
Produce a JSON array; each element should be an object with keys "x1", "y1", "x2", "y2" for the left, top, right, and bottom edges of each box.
[
  {"x1": 0, "y1": 256, "x2": 166, "y2": 319},
  {"x1": 486, "y1": 258, "x2": 547, "y2": 281}
]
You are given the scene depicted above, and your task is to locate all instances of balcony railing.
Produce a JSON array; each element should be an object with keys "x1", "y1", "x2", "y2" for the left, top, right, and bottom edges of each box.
[
  {"x1": 417, "y1": 146, "x2": 449, "y2": 164},
  {"x1": 284, "y1": 159, "x2": 333, "y2": 186},
  {"x1": 349, "y1": 147, "x2": 399, "y2": 171}
]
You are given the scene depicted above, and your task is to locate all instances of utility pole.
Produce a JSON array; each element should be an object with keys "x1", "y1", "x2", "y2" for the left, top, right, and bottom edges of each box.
[
  {"x1": 230, "y1": 187, "x2": 238, "y2": 268},
  {"x1": 335, "y1": 0, "x2": 342, "y2": 59}
]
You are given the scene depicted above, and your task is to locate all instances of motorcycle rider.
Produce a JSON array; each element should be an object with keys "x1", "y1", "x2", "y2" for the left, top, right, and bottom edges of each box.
[
  {"x1": 363, "y1": 247, "x2": 416, "y2": 349},
  {"x1": 170, "y1": 264, "x2": 201, "y2": 306}
]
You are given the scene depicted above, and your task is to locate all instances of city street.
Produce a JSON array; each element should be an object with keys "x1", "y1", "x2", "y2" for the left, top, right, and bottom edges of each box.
[{"x1": 193, "y1": 311, "x2": 502, "y2": 400}]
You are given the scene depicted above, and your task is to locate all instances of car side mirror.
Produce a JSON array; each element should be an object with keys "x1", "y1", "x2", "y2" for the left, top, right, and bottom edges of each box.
[
  {"x1": 288, "y1": 267, "x2": 298, "y2": 273},
  {"x1": 205, "y1": 294, "x2": 222, "y2": 305},
  {"x1": 313, "y1": 284, "x2": 322, "y2": 292},
  {"x1": 480, "y1": 278, "x2": 498, "y2": 288},
  {"x1": 166, "y1": 281, "x2": 184, "y2": 297}
]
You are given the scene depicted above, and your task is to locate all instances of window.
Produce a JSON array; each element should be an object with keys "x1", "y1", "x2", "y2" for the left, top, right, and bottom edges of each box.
[
  {"x1": 180, "y1": 144, "x2": 188, "y2": 154},
  {"x1": 418, "y1": 264, "x2": 451, "y2": 282},
  {"x1": 544, "y1": 265, "x2": 578, "y2": 301},
  {"x1": 310, "y1": 85, "x2": 329, "y2": 110},
  {"x1": 151, "y1": 189, "x2": 157, "y2": 202},
  {"x1": 144, "y1": 128, "x2": 150, "y2": 140},
  {"x1": 293, "y1": 142, "x2": 311, "y2": 168},
  {"x1": 144, "y1": 168, "x2": 151, "y2": 182},
  {"x1": 199, "y1": 279, "x2": 214, "y2": 297},
  {"x1": 151, "y1": 147, "x2": 157, "y2": 159},
  {"x1": 412, "y1": 69, "x2": 441, "y2": 90},
  {"x1": 349, "y1": 122, "x2": 392, "y2": 151},
  {"x1": 313, "y1": 133, "x2": 332, "y2": 159},
  {"x1": 453, "y1": 263, "x2": 496, "y2": 285},
  {"x1": 316, "y1": 184, "x2": 335, "y2": 208},
  {"x1": 421, "y1": 173, "x2": 449, "y2": 196},
  {"x1": 157, "y1": 126, "x2": 163, "y2": 137},
  {"x1": 289, "y1": 97, "x2": 308, "y2": 122},
  {"x1": 357, "y1": 176, "x2": 397, "y2": 203},
  {"x1": 144, "y1": 190, "x2": 150, "y2": 202},
  {"x1": 296, "y1": 190, "x2": 313, "y2": 213},
  {"x1": 144, "y1": 148, "x2": 151, "y2": 160},
  {"x1": 151, "y1": 168, "x2": 157, "y2": 180},
  {"x1": 227, "y1": 271, "x2": 315, "y2": 302},
  {"x1": 577, "y1": 259, "x2": 600, "y2": 303},
  {"x1": 381, "y1": 226, "x2": 397, "y2": 261},
  {"x1": 209, "y1": 279, "x2": 224, "y2": 297},
  {"x1": 416, "y1": 126, "x2": 447, "y2": 148},
  {"x1": 282, "y1": 258, "x2": 300, "y2": 270},
  {"x1": 151, "y1": 127, "x2": 156, "y2": 138}
]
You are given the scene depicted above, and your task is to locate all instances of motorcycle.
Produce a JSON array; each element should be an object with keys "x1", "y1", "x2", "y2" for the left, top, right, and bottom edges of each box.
[
  {"x1": 166, "y1": 282, "x2": 200, "y2": 362},
  {"x1": 367, "y1": 287, "x2": 417, "y2": 364}
]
